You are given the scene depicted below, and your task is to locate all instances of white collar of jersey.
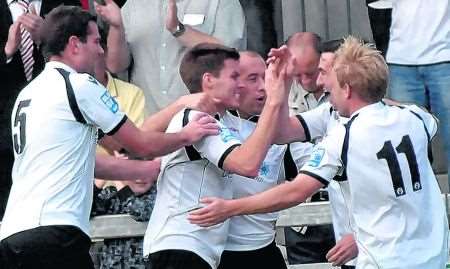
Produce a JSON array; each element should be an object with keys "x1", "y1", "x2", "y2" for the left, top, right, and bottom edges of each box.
[
  {"x1": 46, "y1": 61, "x2": 78, "y2": 74},
  {"x1": 350, "y1": 101, "x2": 385, "y2": 118}
]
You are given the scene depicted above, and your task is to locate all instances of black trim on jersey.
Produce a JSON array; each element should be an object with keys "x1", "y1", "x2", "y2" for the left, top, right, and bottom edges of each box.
[
  {"x1": 408, "y1": 109, "x2": 434, "y2": 164},
  {"x1": 298, "y1": 170, "x2": 329, "y2": 187},
  {"x1": 229, "y1": 110, "x2": 238, "y2": 117},
  {"x1": 218, "y1": 144, "x2": 240, "y2": 169},
  {"x1": 248, "y1": 115, "x2": 259, "y2": 123},
  {"x1": 395, "y1": 105, "x2": 435, "y2": 164},
  {"x1": 107, "y1": 115, "x2": 128, "y2": 135},
  {"x1": 284, "y1": 144, "x2": 298, "y2": 181},
  {"x1": 334, "y1": 114, "x2": 359, "y2": 182},
  {"x1": 182, "y1": 109, "x2": 202, "y2": 161},
  {"x1": 97, "y1": 129, "x2": 105, "y2": 140},
  {"x1": 295, "y1": 115, "x2": 311, "y2": 142},
  {"x1": 55, "y1": 68, "x2": 87, "y2": 124}
]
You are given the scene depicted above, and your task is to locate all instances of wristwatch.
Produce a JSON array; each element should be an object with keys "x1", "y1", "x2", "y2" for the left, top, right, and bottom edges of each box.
[{"x1": 171, "y1": 21, "x2": 186, "y2": 37}]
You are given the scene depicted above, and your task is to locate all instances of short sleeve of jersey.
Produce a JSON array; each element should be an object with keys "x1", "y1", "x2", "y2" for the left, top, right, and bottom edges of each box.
[
  {"x1": 190, "y1": 111, "x2": 242, "y2": 169},
  {"x1": 69, "y1": 73, "x2": 126, "y2": 134},
  {"x1": 296, "y1": 102, "x2": 333, "y2": 142},
  {"x1": 403, "y1": 104, "x2": 439, "y2": 139},
  {"x1": 299, "y1": 125, "x2": 346, "y2": 186},
  {"x1": 289, "y1": 142, "x2": 314, "y2": 170}
]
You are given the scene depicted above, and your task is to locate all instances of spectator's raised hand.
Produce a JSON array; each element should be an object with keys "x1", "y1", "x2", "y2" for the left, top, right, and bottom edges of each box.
[
  {"x1": 18, "y1": 5, "x2": 43, "y2": 44},
  {"x1": 180, "y1": 112, "x2": 219, "y2": 144},
  {"x1": 95, "y1": 0, "x2": 123, "y2": 28},
  {"x1": 326, "y1": 234, "x2": 358, "y2": 266},
  {"x1": 4, "y1": 22, "x2": 22, "y2": 59},
  {"x1": 188, "y1": 197, "x2": 231, "y2": 227},
  {"x1": 165, "y1": 0, "x2": 179, "y2": 33}
]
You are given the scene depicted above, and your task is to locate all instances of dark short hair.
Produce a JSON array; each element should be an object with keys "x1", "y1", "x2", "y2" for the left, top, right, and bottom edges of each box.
[
  {"x1": 179, "y1": 43, "x2": 240, "y2": 93},
  {"x1": 40, "y1": 5, "x2": 96, "y2": 59},
  {"x1": 319, "y1": 39, "x2": 345, "y2": 53}
]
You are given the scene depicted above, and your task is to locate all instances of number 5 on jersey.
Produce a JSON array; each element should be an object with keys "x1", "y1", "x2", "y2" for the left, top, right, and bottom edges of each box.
[{"x1": 13, "y1": 99, "x2": 31, "y2": 155}]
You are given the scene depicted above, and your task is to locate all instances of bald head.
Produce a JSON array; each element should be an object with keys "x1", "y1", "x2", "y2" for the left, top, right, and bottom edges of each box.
[
  {"x1": 286, "y1": 32, "x2": 321, "y2": 55},
  {"x1": 286, "y1": 32, "x2": 322, "y2": 94}
]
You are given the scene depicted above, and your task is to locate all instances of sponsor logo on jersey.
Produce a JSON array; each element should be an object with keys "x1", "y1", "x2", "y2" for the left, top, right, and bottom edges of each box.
[
  {"x1": 219, "y1": 127, "x2": 237, "y2": 143},
  {"x1": 100, "y1": 91, "x2": 119, "y2": 113},
  {"x1": 259, "y1": 162, "x2": 269, "y2": 176},
  {"x1": 307, "y1": 148, "x2": 325, "y2": 167}
]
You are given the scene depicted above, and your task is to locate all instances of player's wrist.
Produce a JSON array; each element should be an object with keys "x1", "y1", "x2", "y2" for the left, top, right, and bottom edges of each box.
[{"x1": 179, "y1": 129, "x2": 192, "y2": 146}]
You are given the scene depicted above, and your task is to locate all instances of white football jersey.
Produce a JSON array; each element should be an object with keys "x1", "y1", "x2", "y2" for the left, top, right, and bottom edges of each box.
[
  {"x1": 300, "y1": 102, "x2": 448, "y2": 269},
  {"x1": 297, "y1": 102, "x2": 356, "y2": 266},
  {"x1": 223, "y1": 113, "x2": 314, "y2": 251},
  {"x1": 0, "y1": 61, "x2": 126, "y2": 240},
  {"x1": 143, "y1": 109, "x2": 242, "y2": 269}
]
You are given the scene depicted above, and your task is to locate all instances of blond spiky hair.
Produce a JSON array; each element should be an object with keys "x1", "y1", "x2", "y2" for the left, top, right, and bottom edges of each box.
[{"x1": 333, "y1": 36, "x2": 389, "y2": 102}]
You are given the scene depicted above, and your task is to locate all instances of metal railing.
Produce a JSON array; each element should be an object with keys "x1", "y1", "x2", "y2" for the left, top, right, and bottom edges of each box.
[{"x1": 1, "y1": 194, "x2": 449, "y2": 269}]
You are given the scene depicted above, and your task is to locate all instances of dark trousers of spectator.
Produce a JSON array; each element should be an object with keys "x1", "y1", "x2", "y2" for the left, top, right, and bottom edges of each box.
[
  {"x1": 0, "y1": 225, "x2": 94, "y2": 269},
  {"x1": 366, "y1": 5, "x2": 392, "y2": 57},
  {"x1": 218, "y1": 240, "x2": 287, "y2": 269},
  {"x1": 147, "y1": 249, "x2": 211, "y2": 269}
]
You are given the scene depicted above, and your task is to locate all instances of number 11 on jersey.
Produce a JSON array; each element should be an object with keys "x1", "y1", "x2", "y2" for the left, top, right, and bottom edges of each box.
[{"x1": 377, "y1": 135, "x2": 422, "y2": 197}]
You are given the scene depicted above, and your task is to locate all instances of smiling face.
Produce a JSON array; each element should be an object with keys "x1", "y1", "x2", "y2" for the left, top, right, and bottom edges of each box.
[
  {"x1": 316, "y1": 52, "x2": 336, "y2": 91},
  {"x1": 327, "y1": 63, "x2": 351, "y2": 117},
  {"x1": 237, "y1": 53, "x2": 266, "y2": 118},
  {"x1": 208, "y1": 59, "x2": 241, "y2": 112},
  {"x1": 77, "y1": 21, "x2": 104, "y2": 75}
]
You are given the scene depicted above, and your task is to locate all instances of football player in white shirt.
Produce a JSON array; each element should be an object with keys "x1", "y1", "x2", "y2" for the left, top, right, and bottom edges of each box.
[
  {"x1": 143, "y1": 43, "x2": 293, "y2": 269},
  {"x1": 189, "y1": 37, "x2": 449, "y2": 269},
  {"x1": 216, "y1": 51, "x2": 313, "y2": 269},
  {"x1": 0, "y1": 6, "x2": 219, "y2": 269}
]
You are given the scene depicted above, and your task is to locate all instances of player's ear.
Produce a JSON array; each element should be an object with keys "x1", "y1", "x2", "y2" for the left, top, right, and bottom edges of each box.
[
  {"x1": 344, "y1": 83, "x2": 352, "y2": 99},
  {"x1": 67, "y1": 36, "x2": 81, "y2": 54},
  {"x1": 202, "y1": 72, "x2": 214, "y2": 92}
]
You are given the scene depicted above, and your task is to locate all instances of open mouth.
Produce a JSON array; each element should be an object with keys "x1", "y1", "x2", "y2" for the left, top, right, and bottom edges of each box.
[{"x1": 256, "y1": 96, "x2": 266, "y2": 103}]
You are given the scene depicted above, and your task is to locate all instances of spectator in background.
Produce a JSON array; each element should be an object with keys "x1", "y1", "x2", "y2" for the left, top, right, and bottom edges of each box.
[
  {"x1": 0, "y1": 0, "x2": 80, "y2": 220},
  {"x1": 365, "y1": 0, "x2": 391, "y2": 57},
  {"x1": 91, "y1": 153, "x2": 160, "y2": 269},
  {"x1": 95, "y1": 0, "x2": 246, "y2": 116},
  {"x1": 286, "y1": 32, "x2": 328, "y2": 116},
  {"x1": 283, "y1": 32, "x2": 336, "y2": 266},
  {"x1": 386, "y1": 0, "x2": 450, "y2": 187}
]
